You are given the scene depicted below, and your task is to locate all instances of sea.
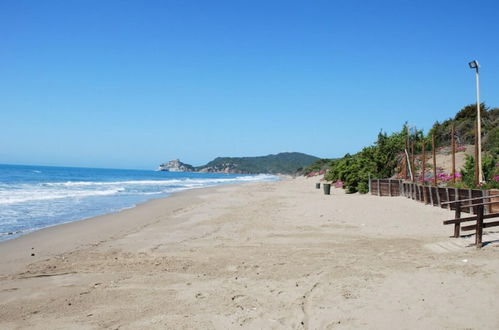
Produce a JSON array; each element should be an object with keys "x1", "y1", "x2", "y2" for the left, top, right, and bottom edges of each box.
[{"x1": 0, "y1": 164, "x2": 278, "y2": 242}]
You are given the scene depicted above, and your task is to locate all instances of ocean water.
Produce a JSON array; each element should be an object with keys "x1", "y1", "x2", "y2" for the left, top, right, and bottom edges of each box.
[{"x1": 0, "y1": 164, "x2": 278, "y2": 242}]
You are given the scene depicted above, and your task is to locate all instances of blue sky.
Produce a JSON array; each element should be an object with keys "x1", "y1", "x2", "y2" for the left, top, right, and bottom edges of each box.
[{"x1": 1, "y1": 0, "x2": 498, "y2": 169}]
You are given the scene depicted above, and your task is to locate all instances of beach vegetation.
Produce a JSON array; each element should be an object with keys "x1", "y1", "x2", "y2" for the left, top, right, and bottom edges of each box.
[
  {"x1": 324, "y1": 128, "x2": 407, "y2": 193},
  {"x1": 460, "y1": 154, "x2": 499, "y2": 189},
  {"x1": 428, "y1": 103, "x2": 498, "y2": 148},
  {"x1": 302, "y1": 158, "x2": 334, "y2": 176},
  {"x1": 313, "y1": 103, "x2": 498, "y2": 193}
]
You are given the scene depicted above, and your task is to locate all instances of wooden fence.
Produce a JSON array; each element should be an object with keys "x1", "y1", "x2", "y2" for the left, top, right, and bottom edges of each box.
[
  {"x1": 370, "y1": 179, "x2": 492, "y2": 214},
  {"x1": 369, "y1": 179, "x2": 498, "y2": 247},
  {"x1": 442, "y1": 197, "x2": 499, "y2": 248},
  {"x1": 370, "y1": 179, "x2": 401, "y2": 197}
]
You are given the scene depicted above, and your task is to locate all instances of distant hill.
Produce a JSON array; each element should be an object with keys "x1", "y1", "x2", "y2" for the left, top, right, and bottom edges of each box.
[{"x1": 195, "y1": 152, "x2": 319, "y2": 174}]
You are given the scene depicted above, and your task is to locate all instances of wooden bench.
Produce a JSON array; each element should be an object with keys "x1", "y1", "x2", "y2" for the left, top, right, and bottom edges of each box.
[{"x1": 442, "y1": 196, "x2": 499, "y2": 248}]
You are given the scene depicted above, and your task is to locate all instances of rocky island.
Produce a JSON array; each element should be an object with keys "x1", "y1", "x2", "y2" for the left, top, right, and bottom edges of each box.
[{"x1": 157, "y1": 159, "x2": 194, "y2": 172}]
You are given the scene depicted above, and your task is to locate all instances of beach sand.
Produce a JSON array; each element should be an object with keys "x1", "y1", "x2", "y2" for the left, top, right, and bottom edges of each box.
[{"x1": 1, "y1": 177, "x2": 499, "y2": 329}]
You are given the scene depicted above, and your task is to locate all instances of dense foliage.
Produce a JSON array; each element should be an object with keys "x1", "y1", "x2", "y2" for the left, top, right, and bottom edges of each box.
[
  {"x1": 308, "y1": 103, "x2": 498, "y2": 193},
  {"x1": 301, "y1": 158, "x2": 334, "y2": 176},
  {"x1": 323, "y1": 127, "x2": 408, "y2": 194},
  {"x1": 197, "y1": 152, "x2": 319, "y2": 174},
  {"x1": 460, "y1": 154, "x2": 499, "y2": 189},
  {"x1": 429, "y1": 103, "x2": 498, "y2": 148}
]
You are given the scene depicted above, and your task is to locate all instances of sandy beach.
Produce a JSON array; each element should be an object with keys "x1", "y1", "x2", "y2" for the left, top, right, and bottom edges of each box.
[{"x1": 1, "y1": 177, "x2": 499, "y2": 329}]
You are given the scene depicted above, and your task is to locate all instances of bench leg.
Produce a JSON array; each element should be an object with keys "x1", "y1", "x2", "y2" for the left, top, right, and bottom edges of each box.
[
  {"x1": 475, "y1": 205, "x2": 484, "y2": 248},
  {"x1": 453, "y1": 204, "x2": 461, "y2": 238},
  {"x1": 453, "y1": 223, "x2": 460, "y2": 238}
]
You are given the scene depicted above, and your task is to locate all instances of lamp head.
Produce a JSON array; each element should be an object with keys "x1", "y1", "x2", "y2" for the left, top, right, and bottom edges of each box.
[{"x1": 468, "y1": 60, "x2": 479, "y2": 69}]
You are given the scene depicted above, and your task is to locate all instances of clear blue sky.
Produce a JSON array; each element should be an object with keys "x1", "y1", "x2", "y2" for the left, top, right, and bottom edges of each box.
[{"x1": 1, "y1": 0, "x2": 498, "y2": 169}]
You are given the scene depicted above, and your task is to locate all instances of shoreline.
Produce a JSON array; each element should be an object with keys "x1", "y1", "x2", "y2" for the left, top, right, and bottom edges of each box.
[
  {"x1": 2, "y1": 177, "x2": 499, "y2": 328},
  {"x1": 0, "y1": 182, "x2": 254, "y2": 275},
  {"x1": 0, "y1": 164, "x2": 280, "y2": 246},
  {"x1": 0, "y1": 174, "x2": 280, "y2": 245}
]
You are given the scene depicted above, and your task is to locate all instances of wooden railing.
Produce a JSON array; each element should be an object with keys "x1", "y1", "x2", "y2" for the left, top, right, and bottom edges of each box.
[
  {"x1": 368, "y1": 179, "x2": 499, "y2": 247},
  {"x1": 370, "y1": 179, "x2": 493, "y2": 215},
  {"x1": 442, "y1": 196, "x2": 499, "y2": 248}
]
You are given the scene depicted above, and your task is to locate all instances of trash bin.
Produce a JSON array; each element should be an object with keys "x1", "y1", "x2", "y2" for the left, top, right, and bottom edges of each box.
[
  {"x1": 315, "y1": 183, "x2": 321, "y2": 189},
  {"x1": 323, "y1": 183, "x2": 331, "y2": 195}
]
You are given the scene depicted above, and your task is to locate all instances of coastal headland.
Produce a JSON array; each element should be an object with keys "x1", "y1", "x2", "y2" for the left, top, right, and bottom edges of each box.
[
  {"x1": 1, "y1": 177, "x2": 499, "y2": 329},
  {"x1": 157, "y1": 152, "x2": 319, "y2": 174}
]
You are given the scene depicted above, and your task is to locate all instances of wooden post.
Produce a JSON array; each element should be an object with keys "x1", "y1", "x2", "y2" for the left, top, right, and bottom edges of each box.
[
  {"x1": 411, "y1": 141, "x2": 415, "y2": 183},
  {"x1": 469, "y1": 189, "x2": 473, "y2": 214},
  {"x1": 475, "y1": 205, "x2": 484, "y2": 248},
  {"x1": 432, "y1": 134, "x2": 437, "y2": 186},
  {"x1": 368, "y1": 173, "x2": 371, "y2": 195},
  {"x1": 454, "y1": 203, "x2": 461, "y2": 238},
  {"x1": 474, "y1": 120, "x2": 479, "y2": 186},
  {"x1": 445, "y1": 188, "x2": 450, "y2": 209},
  {"x1": 429, "y1": 187, "x2": 433, "y2": 205},
  {"x1": 405, "y1": 138, "x2": 409, "y2": 180},
  {"x1": 451, "y1": 124, "x2": 456, "y2": 184},
  {"x1": 436, "y1": 187, "x2": 441, "y2": 207},
  {"x1": 377, "y1": 180, "x2": 380, "y2": 197},
  {"x1": 422, "y1": 140, "x2": 426, "y2": 184},
  {"x1": 402, "y1": 151, "x2": 407, "y2": 180}
]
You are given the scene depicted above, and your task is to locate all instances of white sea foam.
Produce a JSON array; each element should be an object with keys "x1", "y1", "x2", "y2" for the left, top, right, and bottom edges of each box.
[
  {"x1": 42, "y1": 174, "x2": 276, "y2": 187},
  {"x1": 0, "y1": 187, "x2": 125, "y2": 205},
  {"x1": 0, "y1": 174, "x2": 277, "y2": 206}
]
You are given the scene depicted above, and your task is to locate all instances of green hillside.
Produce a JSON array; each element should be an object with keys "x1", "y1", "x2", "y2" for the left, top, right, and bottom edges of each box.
[{"x1": 197, "y1": 152, "x2": 319, "y2": 174}]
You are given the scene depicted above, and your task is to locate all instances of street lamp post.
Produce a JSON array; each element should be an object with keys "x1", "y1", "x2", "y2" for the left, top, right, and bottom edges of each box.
[{"x1": 468, "y1": 60, "x2": 483, "y2": 183}]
